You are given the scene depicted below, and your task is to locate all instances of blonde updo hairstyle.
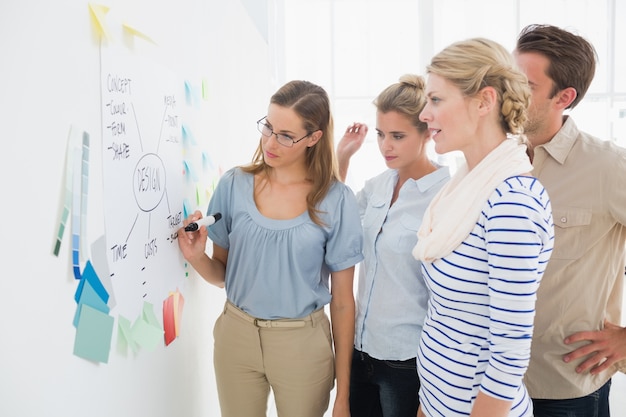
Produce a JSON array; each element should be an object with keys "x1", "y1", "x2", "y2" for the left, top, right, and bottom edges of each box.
[
  {"x1": 374, "y1": 74, "x2": 428, "y2": 134},
  {"x1": 426, "y1": 38, "x2": 531, "y2": 138}
]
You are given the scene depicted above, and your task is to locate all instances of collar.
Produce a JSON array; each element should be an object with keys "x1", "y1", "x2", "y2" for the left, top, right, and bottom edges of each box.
[
  {"x1": 416, "y1": 164, "x2": 451, "y2": 193},
  {"x1": 539, "y1": 116, "x2": 579, "y2": 165},
  {"x1": 395, "y1": 164, "x2": 450, "y2": 193}
]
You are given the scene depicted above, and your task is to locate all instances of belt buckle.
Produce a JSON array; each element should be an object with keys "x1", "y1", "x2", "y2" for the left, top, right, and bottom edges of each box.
[{"x1": 254, "y1": 318, "x2": 269, "y2": 328}]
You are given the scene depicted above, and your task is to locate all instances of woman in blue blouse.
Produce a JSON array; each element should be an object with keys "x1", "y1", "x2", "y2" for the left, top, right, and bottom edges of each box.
[
  {"x1": 414, "y1": 39, "x2": 554, "y2": 417},
  {"x1": 337, "y1": 74, "x2": 450, "y2": 417},
  {"x1": 178, "y1": 80, "x2": 364, "y2": 417}
]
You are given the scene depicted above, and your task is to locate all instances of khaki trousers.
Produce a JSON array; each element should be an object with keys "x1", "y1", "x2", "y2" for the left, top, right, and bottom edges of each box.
[{"x1": 213, "y1": 301, "x2": 335, "y2": 417}]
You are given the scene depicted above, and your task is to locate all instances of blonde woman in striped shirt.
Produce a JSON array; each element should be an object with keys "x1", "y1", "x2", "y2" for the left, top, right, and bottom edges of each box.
[{"x1": 413, "y1": 38, "x2": 554, "y2": 417}]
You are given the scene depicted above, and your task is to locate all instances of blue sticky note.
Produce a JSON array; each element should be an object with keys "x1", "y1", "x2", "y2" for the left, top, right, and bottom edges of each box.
[
  {"x1": 74, "y1": 260, "x2": 109, "y2": 304},
  {"x1": 183, "y1": 198, "x2": 191, "y2": 219},
  {"x1": 73, "y1": 279, "x2": 110, "y2": 327},
  {"x1": 73, "y1": 304, "x2": 114, "y2": 363},
  {"x1": 184, "y1": 80, "x2": 200, "y2": 107},
  {"x1": 184, "y1": 80, "x2": 192, "y2": 105},
  {"x1": 202, "y1": 151, "x2": 215, "y2": 172},
  {"x1": 182, "y1": 123, "x2": 197, "y2": 146},
  {"x1": 183, "y1": 159, "x2": 198, "y2": 182}
]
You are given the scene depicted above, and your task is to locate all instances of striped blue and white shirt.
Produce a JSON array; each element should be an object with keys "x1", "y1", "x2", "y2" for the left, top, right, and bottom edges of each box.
[{"x1": 417, "y1": 175, "x2": 554, "y2": 417}]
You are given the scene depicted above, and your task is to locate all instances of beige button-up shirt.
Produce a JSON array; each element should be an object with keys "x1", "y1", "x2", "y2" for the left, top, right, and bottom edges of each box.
[{"x1": 524, "y1": 117, "x2": 626, "y2": 399}]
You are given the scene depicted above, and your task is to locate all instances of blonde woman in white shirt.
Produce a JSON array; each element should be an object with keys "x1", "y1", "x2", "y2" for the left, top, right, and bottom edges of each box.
[{"x1": 337, "y1": 74, "x2": 450, "y2": 417}]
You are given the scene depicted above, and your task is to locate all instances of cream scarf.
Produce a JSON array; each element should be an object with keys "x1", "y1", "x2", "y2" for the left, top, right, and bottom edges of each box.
[{"x1": 412, "y1": 139, "x2": 532, "y2": 263}]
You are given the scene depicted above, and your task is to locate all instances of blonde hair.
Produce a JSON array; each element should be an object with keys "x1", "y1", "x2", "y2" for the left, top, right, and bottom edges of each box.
[
  {"x1": 242, "y1": 80, "x2": 337, "y2": 226},
  {"x1": 427, "y1": 38, "x2": 531, "y2": 138},
  {"x1": 374, "y1": 74, "x2": 428, "y2": 133}
]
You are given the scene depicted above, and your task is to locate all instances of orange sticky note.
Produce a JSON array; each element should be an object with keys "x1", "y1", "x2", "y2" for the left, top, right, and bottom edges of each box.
[{"x1": 173, "y1": 290, "x2": 185, "y2": 336}]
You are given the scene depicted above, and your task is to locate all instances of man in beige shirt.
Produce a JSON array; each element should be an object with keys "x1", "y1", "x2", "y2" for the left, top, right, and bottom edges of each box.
[{"x1": 514, "y1": 24, "x2": 626, "y2": 416}]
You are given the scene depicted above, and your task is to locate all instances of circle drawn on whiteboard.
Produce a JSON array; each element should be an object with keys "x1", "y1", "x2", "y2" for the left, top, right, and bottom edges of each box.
[{"x1": 133, "y1": 152, "x2": 167, "y2": 212}]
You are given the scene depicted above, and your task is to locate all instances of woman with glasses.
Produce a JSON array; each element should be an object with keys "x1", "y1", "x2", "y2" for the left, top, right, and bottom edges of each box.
[
  {"x1": 178, "y1": 80, "x2": 363, "y2": 417},
  {"x1": 336, "y1": 74, "x2": 450, "y2": 417}
]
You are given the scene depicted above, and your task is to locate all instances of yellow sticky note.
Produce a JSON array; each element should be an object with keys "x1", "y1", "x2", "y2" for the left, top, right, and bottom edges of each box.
[
  {"x1": 202, "y1": 78, "x2": 209, "y2": 100},
  {"x1": 122, "y1": 22, "x2": 157, "y2": 45},
  {"x1": 88, "y1": 3, "x2": 112, "y2": 41}
]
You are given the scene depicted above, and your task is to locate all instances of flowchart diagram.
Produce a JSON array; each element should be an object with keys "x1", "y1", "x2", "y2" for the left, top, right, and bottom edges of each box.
[{"x1": 100, "y1": 43, "x2": 186, "y2": 323}]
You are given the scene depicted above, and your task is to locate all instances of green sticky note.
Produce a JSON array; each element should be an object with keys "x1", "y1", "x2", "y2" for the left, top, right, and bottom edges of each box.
[
  {"x1": 202, "y1": 78, "x2": 209, "y2": 100},
  {"x1": 131, "y1": 317, "x2": 163, "y2": 351},
  {"x1": 117, "y1": 315, "x2": 138, "y2": 355},
  {"x1": 142, "y1": 301, "x2": 161, "y2": 327},
  {"x1": 73, "y1": 304, "x2": 114, "y2": 363}
]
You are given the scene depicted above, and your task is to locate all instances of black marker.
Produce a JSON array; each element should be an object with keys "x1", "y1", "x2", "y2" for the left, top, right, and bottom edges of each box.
[{"x1": 184, "y1": 213, "x2": 222, "y2": 232}]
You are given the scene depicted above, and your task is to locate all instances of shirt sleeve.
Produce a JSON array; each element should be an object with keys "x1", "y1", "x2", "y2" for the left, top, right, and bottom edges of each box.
[
  {"x1": 323, "y1": 183, "x2": 364, "y2": 272},
  {"x1": 607, "y1": 147, "x2": 626, "y2": 373},
  {"x1": 355, "y1": 186, "x2": 367, "y2": 219},
  {"x1": 607, "y1": 144, "x2": 626, "y2": 226},
  {"x1": 480, "y1": 183, "x2": 554, "y2": 400},
  {"x1": 206, "y1": 168, "x2": 237, "y2": 250}
]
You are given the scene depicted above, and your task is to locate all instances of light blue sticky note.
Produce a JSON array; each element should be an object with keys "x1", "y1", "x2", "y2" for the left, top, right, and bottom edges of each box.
[
  {"x1": 183, "y1": 160, "x2": 198, "y2": 182},
  {"x1": 73, "y1": 279, "x2": 110, "y2": 327},
  {"x1": 202, "y1": 151, "x2": 215, "y2": 172},
  {"x1": 73, "y1": 304, "x2": 114, "y2": 363},
  {"x1": 183, "y1": 198, "x2": 191, "y2": 219},
  {"x1": 184, "y1": 80, "x2": 192, "y2": 105},
  {"x1": 183, "y1": 81, "x2": 200, "y2": 108},
  {"x1": 182, "y1": 123, "x2": 197, "y2": 146}
]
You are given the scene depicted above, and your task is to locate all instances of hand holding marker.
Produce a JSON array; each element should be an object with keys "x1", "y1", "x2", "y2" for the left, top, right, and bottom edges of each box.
[{"x1": 184, "y1": 213, "x2": 222, "y2": 232}]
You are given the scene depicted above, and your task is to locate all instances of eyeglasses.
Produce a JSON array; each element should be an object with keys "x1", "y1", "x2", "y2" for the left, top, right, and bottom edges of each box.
[{"x1": 256, "y1": 117, "x2": 312, "y2": 148}]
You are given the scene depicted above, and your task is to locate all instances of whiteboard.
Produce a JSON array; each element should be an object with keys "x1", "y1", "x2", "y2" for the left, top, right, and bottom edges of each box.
[
  {"x1": 100, "y1": 41, "x2": 187, "y2": 322},
  {"x1": 0, "y1": 0, "x2": 272, "y2": 416}
]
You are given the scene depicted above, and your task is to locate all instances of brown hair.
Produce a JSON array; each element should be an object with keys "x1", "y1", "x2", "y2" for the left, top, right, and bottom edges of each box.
[
  {"x1": 516, "y1": 24, "x2": 597, "y2": 110},
  {"x1": 242, "y1": 80, "x2": 337, "y2": 226}
]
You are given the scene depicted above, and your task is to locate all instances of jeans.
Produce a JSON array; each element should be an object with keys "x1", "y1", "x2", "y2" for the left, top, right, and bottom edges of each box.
[
  {"x1": 532, "y1": 379, "x2": 611, "y2": 417},
  {"x1": 349, "y1": 348, "x2": 420, "y2": 417}
]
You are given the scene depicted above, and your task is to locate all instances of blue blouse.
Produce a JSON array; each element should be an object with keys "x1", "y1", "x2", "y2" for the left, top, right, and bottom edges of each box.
[{"x1": 207, "y1": 167, "x2": 364, "y2": 320}]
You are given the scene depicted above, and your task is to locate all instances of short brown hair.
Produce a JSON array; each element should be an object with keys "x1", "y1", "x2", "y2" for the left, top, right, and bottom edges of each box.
[{"x1": 516, "y1": 24, "x2": 597, "y2": 110}]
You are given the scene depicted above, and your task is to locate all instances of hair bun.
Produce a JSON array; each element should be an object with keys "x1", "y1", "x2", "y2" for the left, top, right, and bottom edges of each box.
[{"x1": 399, "y1": 74, "x2": 425, "y2": 90}]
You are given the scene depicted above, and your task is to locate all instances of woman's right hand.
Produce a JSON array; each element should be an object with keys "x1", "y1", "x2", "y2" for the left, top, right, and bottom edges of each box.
[
  {"x1": 337, "y1": 122, "x2": 368, "y2": 181},
  {"x1": 337, "y1": 122, "x2": 368, "y2": 161},
  {"x1": 177, "y1": 210, "x2": 209, "y2": 263}
]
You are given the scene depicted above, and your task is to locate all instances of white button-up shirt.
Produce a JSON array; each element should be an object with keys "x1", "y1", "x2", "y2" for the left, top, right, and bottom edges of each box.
[{"x1": 353, "y1": 166, "x2": 449, "y2": 360}]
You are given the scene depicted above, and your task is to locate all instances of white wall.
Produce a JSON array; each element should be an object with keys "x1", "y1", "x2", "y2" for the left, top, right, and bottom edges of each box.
[{"x1": 0, "y1": 1, "x2": 271, "y2": 416}]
